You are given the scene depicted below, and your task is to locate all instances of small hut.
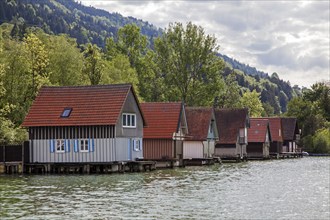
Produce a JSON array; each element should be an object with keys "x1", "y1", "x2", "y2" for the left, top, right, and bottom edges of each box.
[
  {"x1": 247, "y1": 118, "x2": 271, "y2": 159},
  {"x1": 141, "y1": 102, "x2": 188, "y2": 167},
  {"x1": 183, "y1": 107, "x2": 218, "y2": 160},
  {"x1": 214, "y1": 108, "x2": 249, "y2": 160}
]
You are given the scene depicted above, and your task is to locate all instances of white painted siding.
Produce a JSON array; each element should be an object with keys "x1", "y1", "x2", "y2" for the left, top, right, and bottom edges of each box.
[
  {"x1": 183, "y1": 141, "x2": 203, "y2": 159},
  {"x1": 203, "y1": 141, "x2": 215, "y2": 158},
  {"x1": 30, "y1": 137, "x2": 143, "y2": 163}
]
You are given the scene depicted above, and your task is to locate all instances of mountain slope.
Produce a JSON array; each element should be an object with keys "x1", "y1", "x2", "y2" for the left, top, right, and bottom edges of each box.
[{"x1": 0, "y1": 0, "x2": 161, "y2": 47}]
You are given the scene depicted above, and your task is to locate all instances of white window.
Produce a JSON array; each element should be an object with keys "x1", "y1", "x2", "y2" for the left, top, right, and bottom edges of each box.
[
  {"x1": 133, "y1": 139, "x2": 141, "y2": 151},
  {"x1": 56, "y1": 139, "x2": 65, "y2": 153},
  {"x1": 123, "y1": 113, "x2": 136, "y2": 128},
  {"x1": 80, "y1": 139, "x2": 89, "y2": 152}
]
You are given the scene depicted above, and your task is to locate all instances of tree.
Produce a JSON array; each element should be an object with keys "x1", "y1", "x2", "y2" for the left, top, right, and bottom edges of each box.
[
  {"x1": 240, "y1": 90, "x2": 264, "y2": 117},
  {"x1": 154, "y1": 22, "x2": 225, "y2": 106},
  {"x1": 217, "y1": 71, "x2": 241, "y2": 108},
  {"x1": 304, "y1": 83, "x2": 330, "y2": 121},
  {"x1": 262, "y1": 102, "x2": 275, "y2": 117},
  {"x1": 101, "y1": 54, "x2": 139, "y2": 91},
  {"x1": 83, "y1": 44, "x2": 104, "y2": 85},
  {"x1": 105, "y1": 24, "x2": 156, "y2": 101},
  {"x1": 286, "y1": 83, "x2": 330, "y2": 152},
  {"x1": 312, "y1": 128, "x2": 330, "y2": 153},
  {"x1": 42, "y1": 34, "x2": 86, "y2": 86},
  {"x1": 24, "y1": 33, "x2": 50, "y2": 98},
  {"x1": 106, "y1": 24, "x2": 147, "y2": 68},
  {"x1": 0, "y1": 64, "x2": 27, "y2": 144}
]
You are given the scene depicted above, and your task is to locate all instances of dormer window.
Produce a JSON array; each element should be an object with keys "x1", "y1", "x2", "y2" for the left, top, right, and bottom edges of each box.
[{"x1": 61, "y1": 108, "x2": 72, "y2": 118}]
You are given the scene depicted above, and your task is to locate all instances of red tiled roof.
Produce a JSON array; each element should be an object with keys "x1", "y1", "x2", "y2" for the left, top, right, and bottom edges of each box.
[
  {"x1": 214, "y1": 108, "x2": 248, "y2": 144},
  {"x1": 248, "y1": 119, "x2": 270, "y2": 143},
  {"x1": 185, "y1": 107, "x2": 213, "y2": 141},
  {"x1": 22, "y1": 84, "x2": 144, "y2": 127},
  {"x1": 141, "y1": 102, "x2": 182, "y2": 139},
  {"x1": 281, "y1": 117, "x2": 298, "y2": 141},
  {"x1": 256, "y1": 117, "x2": 283, "y2": 142}
]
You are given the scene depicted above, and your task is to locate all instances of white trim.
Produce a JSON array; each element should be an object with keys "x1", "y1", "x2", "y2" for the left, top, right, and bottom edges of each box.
[
  {"x1": 56, "y1": 139, "x2": 65, "y2": 153},
  {"x1": 122, "y1": 113, "x2": 136, "y2": 128},
  {"x1": 133, "y1": 139, "x2": 141, "y2": 151},
  {"x1": 80, "y1": 139, "x2": 89, "y2": 152}
]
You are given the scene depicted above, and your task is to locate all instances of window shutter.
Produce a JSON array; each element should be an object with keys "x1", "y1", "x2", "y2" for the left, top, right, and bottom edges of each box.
[
  {"x1": 74, "y1": 139, "x2": 79, "y2": 152},
  {"x1": 66, "y1": 140, "x2": 70, "y2": 152},
  {"x1": 50, "y1": 139, "x2": 55, "y2": 153},
  {"x1": 139, "y1": 139, "x2": 142, "y2": 151},
  {"x1": 89, "y1": 138, "x2": 94, "y2": 152}
]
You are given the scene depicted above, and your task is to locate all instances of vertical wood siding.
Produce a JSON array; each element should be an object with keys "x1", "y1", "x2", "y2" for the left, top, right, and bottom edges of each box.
[
  {"x1": 143, "y1": 139, "x2": 173, "y2": 160},
  {"x1": 30, "y1": 137, "x2": 143, "y2": 163}
]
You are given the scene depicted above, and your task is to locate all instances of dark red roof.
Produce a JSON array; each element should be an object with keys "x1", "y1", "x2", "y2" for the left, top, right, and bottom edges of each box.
[
  {"x1": 281, "y1": 117, "x2": 298, "y2": 141},
  {"x1": 256, "y1": 117, "x2": 283, "y2": 142},
  {"x1": 185, "y1": 107, "x2": 213, "y2": 141},
  {"x1": 22, "y1": 84, "x2": 144, "y2": 127},
  {"x1": 248, "y1": 119, "x2": 270, "y2": 143},
  {"x1": 214, "y1": 108, "x2": 248, "y2": 144},
  {"x1": 141, "y1": 102, "x2": 182, "y2": 139}
]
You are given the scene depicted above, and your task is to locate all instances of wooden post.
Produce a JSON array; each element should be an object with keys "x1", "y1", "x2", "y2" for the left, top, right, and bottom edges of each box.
[{"x1": 21, "y1": 142, "x2": 25, "y2": 174}]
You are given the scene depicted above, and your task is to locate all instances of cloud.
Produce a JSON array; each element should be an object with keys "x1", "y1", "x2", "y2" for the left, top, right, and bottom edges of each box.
[{"x1": 80, "y1": 0, "x2": 330, "y2": 87}]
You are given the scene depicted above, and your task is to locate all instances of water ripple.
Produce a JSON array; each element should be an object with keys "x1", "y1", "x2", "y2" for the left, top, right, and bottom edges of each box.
[{"x1": 0, "y1": 157, "x2": 329, "y2": 219}]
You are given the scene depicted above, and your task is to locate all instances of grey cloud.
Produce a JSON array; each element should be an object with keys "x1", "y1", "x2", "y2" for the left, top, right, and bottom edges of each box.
[{"x1": 258, "y1": 45, "x2": 297, "y2": 68}]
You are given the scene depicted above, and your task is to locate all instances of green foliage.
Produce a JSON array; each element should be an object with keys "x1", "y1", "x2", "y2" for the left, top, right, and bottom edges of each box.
[
  {"x1": 286, "y1": 83, "x2": 330, "y2": 153},
  {"x1": 101, "y1": 54, "x2": 139, "y2": 91},
  {"x1": 312, "y1": 128, "x2": 330, "y2": 153},
  {"x1": 154, "y1": 22, "x2": 225, "y2": 106},
  {"x1": 106, "y1": 24, "x2": 147, "y2": 67},
  {"x1": 217, "y1": 72, "x2": 241, "y2": 108},
  {"x1": 304, "y1": 83, "x2": 330, "y2": 121},
  {"x1": 240, "y1": 90, "x2": 264, "y2": 117},
  {"x1": 24, "y1": 33, "x2": 50, "y2": 97},
  {"x1": 262, "y1": 102, "x2": 275, "y2": 117},
  {"x1": 40, "y1": 33, "x2": 87, "y2": 86},
  {"x1": 83, "y1": 44, "x2": 104, "y2": 85}
]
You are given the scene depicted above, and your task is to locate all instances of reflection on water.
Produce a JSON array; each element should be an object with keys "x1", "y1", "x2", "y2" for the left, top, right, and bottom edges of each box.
[{"x1": 0, "y1": 157, "x2": 329, "y2": 219}]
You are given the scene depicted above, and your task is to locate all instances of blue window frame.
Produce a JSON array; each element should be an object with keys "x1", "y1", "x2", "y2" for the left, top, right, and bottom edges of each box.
[{"x1": 61, "y1": 108, "x2": 72, "y2": 118}]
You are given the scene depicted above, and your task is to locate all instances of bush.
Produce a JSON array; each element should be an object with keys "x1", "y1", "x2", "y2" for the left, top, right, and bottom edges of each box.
[{"x1": 312, "y1": 128, "x2": 330, "y2": 153}]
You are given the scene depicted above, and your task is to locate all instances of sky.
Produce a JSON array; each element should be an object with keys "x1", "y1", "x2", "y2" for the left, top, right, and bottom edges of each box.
[{"x1": 80, "y1": 0, "x2": 330, "y2": 88}]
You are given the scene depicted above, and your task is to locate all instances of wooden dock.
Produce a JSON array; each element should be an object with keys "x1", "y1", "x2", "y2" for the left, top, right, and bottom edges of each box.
[
  {"x1": 23, "y1": 161, "x2": 157, "y2": 174},
  {"x1": 183, "y1": 158, "x2": 215, "y2": 166},
  {"x1": 0, "y1": 162, "x2": 23, "y2": 174},
  {"x1": 269, "y1": 152, "x2": 303, "y2": 159}
]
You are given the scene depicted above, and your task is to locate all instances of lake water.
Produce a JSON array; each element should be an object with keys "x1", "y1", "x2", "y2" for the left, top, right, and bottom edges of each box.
[{"x1": 0, "y1": 157, "x2": 329, "y2": 219}]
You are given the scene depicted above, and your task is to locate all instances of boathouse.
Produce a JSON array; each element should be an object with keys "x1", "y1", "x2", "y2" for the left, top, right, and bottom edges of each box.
[
  {"x1": 21, "y1": 84, "x2": 146, "y2": 164},
  {"x1": 214, "y1": 108, "x2": 249, "y2": 160},
  {"x1": 281, "y1": 117, "x2": 300, "y2": 152},
  {"x1": 246, "y1": 118, "x2": 271, "y2": 159},
  {"x1": 141, "y1": 102, "x2": 188, "y2": 167},
  {"x1": 263, "y1": 117, "x2": 283, "y2": 156},
  {"x1": 183, "y1": 107, "x2": 218, "y2": 162}
]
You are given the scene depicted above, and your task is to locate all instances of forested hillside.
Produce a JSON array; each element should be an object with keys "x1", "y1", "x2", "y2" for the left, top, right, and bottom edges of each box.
[
  {"x1": 0, "y1": 0, "x2": 162, "y2": 47},
  {"x1": 1, "y1": 0, "x2": 318, "y2": 147}
]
